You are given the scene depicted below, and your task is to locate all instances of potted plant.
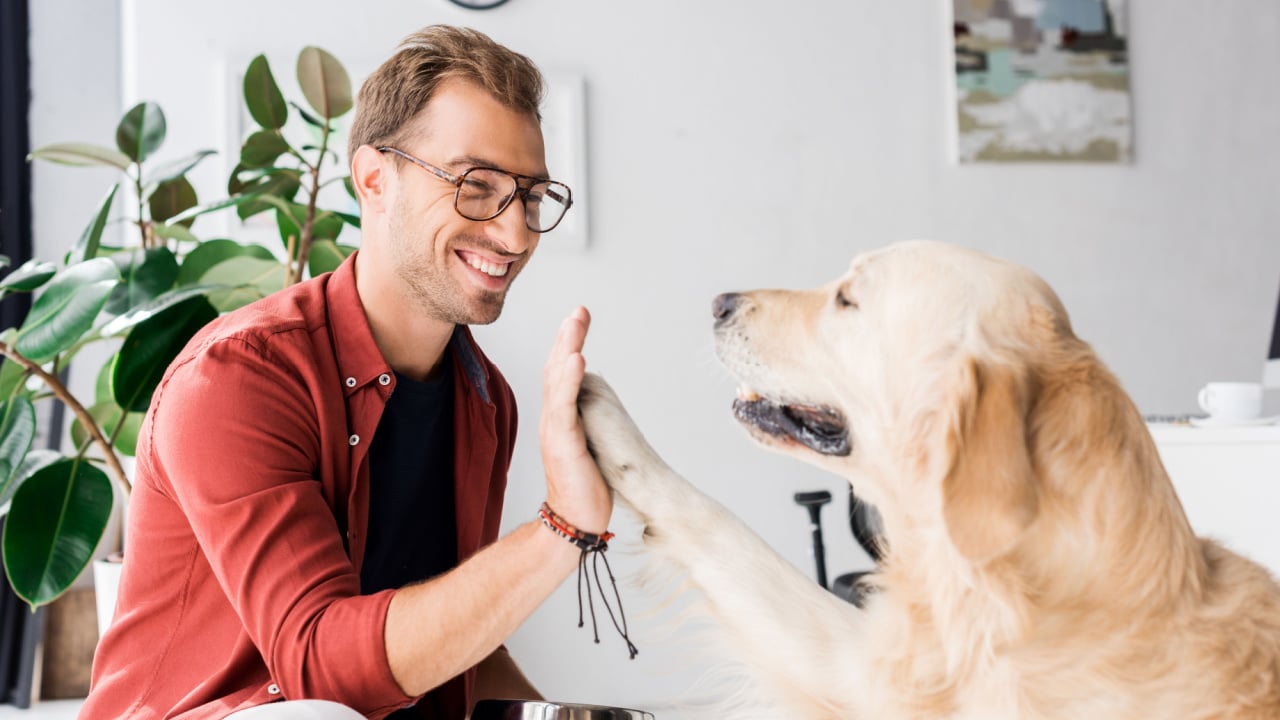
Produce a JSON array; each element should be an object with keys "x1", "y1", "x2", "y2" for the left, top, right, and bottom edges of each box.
[{"x1": 0, "y1": 46, "x2": 359, "y2": 615}]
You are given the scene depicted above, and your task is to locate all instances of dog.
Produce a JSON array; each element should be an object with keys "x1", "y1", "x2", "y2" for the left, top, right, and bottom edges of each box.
[{"x1": 577, "y1": 240, "x2": 1280, "y2": 719}]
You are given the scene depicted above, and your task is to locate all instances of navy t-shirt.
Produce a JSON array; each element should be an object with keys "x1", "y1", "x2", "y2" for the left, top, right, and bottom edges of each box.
[
  {"x1": 362, "y1": 354, "x2": 458, "y2": 718},
  {"x1": 362, "y1": 358, "x2": 458, "y2": 593}
]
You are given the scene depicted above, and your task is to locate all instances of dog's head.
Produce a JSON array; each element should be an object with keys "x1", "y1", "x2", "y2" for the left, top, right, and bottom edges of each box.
[{"x1": 714, "y1": 240, "x2": 1082, "y2": 564}]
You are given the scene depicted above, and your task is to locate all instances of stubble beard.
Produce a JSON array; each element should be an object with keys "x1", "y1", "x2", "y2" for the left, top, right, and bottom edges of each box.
[{"x1": 388, "y1": 210, "x2": 508, "y2": 326}]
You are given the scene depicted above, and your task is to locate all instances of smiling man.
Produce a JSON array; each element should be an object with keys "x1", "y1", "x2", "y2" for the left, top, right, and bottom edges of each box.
[{"x1": 82, "y1": 26, "x2": 612, "y2": 720}]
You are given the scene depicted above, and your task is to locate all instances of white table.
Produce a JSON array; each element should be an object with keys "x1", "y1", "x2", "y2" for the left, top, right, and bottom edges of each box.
[{"x1": 1148, "y1": 423, "x2": 1280, "y2": 575}]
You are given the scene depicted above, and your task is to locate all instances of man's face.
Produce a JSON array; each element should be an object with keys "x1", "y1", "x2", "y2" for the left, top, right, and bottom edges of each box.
[{"x1": 385, "y1": 78, "x2": 547, "y2": 326}]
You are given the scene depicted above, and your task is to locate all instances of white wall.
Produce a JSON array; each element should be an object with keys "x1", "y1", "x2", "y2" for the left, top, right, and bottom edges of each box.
[{"x1": 30, "y1": 0, "x2": 1280, "y2": 711}]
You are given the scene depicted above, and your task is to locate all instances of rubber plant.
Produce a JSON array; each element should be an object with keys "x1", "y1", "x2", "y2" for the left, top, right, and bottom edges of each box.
[{"x1": 0, "y1": 46, "x2": 358, "y2": 609}]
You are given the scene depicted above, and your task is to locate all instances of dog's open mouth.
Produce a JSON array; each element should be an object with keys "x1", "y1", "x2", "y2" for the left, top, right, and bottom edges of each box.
[{"x1": 732, "y1": 388, "x2": 851, "y2": 456}]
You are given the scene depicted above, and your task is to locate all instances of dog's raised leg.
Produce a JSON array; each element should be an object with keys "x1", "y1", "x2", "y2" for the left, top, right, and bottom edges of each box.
[{"x1": 578, "y1": 374, "x2": 870, "y2": 717}]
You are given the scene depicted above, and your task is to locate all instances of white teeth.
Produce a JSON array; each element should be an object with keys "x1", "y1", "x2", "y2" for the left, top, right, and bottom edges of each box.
[
  {"x1": 737, "y1": 386, "x2": 761, "y2": 402},
  {"x1": 466, "y1": 256, "x2": 509, "y2": 277}
]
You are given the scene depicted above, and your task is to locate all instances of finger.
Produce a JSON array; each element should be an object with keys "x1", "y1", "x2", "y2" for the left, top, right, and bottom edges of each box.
[
  {"x1": 544, "y1": 309, "x2": 590, "y2": 398},
  {"x1": 543, "y1": 315, "x2": 576, "y2": 405},
  {"x1": 547, "y1": 352, "x2": 588, "y2": 439}
]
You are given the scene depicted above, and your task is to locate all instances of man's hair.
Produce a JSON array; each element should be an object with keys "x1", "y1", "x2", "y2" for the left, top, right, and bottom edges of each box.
[{"x1": 347, "y1": 25, "x2": 544, "y2": 163}]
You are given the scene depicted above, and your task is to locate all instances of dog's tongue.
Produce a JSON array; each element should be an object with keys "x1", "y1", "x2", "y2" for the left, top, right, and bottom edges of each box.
[{"x1": 732, "y1": 397, "x2": 851, "y2": 457}]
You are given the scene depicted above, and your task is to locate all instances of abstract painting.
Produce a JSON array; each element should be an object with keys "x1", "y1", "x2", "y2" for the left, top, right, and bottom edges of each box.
[{"x1": 951, "y1": 0, "x2": 1132, "y2": 163}]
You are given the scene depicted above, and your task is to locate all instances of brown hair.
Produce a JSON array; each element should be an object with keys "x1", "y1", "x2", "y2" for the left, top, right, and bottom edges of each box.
[{"x1": 347, "y1": 25, "x2": 544, "y2": 163}]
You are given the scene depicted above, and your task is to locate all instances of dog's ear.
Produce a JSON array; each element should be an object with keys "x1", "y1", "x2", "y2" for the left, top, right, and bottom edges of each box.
[{"x1": 942, "y1": 357, "x2": 1039, "y2": 563}]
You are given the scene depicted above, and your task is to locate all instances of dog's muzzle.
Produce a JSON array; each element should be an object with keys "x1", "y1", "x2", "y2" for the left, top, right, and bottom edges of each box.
[{"x1": 732, "y1": 396, "x2": 851, "y2": 456}]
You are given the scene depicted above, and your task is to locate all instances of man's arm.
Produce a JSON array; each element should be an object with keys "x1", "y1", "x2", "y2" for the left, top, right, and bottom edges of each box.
[{"x1": 385, "y1": 307, "x2": 612, "y2": 696}]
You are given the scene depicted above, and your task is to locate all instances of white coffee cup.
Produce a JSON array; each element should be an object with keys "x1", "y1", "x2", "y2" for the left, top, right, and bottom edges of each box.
[{"x1": 1197, "y1": 382, "x2": 1264, "y2": 421}]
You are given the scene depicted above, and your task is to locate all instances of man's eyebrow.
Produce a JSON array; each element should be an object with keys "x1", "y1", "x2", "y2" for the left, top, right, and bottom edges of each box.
[{"x1": 445, "y1": 154, "x2": 550, "y2": 180}]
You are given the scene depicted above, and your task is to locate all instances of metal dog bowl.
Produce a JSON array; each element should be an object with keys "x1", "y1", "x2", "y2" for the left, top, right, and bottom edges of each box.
[{"x1": 472, "y1": 699, "x2": 655, "y2": 720}]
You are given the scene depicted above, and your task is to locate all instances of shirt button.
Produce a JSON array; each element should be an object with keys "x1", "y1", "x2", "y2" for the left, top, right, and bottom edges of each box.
[
  {"x1": 348, "y1": 434, "x2": 359, "y2": 446},
  {"x1": 267, "y1": 683, "x2": 280, "y2": 695},
  {"x1": 345, "y1": 377, "x2": 357, "y2": 388},
  {"x1": 378, "y1": 373, "x2": 392, "y2": 386}
]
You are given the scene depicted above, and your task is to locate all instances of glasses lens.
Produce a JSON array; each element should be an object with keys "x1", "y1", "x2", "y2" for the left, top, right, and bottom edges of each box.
[
  {"x1": 455, "y1": 168, "x2": 516, "y2": 221},
  {"x1": 527, "y1": 182, "x2": 572, "y2": 233}
]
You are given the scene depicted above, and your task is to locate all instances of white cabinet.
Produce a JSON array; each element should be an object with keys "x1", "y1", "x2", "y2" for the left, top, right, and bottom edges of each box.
[{"x1": 1148, "y1": 424, "x2": 1280, "y2": 575}]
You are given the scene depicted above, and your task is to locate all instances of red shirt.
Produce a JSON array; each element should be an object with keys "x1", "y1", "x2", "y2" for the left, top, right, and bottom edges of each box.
[{"x1": 82, "y1": 253, "x2": 517, "y2": 719}]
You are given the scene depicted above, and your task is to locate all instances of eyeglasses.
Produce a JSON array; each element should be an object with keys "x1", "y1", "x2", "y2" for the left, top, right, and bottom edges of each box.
[{"x1": 377, "y1": 146, "x2": 573, "y2": 233}]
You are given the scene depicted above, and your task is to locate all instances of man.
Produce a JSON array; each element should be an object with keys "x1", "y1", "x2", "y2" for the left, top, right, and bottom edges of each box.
[{"x1": 82, "y1": 25, "x2": 612, "y2": 719}]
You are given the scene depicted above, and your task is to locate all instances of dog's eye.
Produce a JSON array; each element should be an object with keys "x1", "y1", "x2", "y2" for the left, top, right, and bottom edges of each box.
[{"x1": 835, "y1": 288, "x2": 858, "y2": 310}]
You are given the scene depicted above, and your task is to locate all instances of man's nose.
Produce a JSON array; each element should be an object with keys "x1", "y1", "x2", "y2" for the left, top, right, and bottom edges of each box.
[{"x1": 490, "y1": 197, "x2": 534, "y2": 253}]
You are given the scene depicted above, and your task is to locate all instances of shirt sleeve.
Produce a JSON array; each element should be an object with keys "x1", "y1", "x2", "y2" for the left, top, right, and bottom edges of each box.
[{"x1": 145, "y1": 335, "x2": 419, "y2": 714}]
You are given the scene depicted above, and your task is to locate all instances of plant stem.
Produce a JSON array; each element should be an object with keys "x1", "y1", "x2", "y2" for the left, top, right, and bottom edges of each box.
[
  {"x1": 78, "y1": 406, "x2": 129, "y2": 462},
  {"x1": 135, "y1": 163, "x2": 149, "y2": 250},
  {"x1": 0, "y1": 342, "x2": 131, "y2": 494},
  {"x1": 290, "y1": 118, "x2": 330, "y2": 286}
]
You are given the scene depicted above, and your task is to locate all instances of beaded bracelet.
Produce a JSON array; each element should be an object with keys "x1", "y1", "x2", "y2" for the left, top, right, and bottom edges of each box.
[
  {"x1": 538, "y1": 502, "x2": 614, "y2": 551},
  {"x1": 537, "y1": 502, "x2": 637, "y2": 659}
]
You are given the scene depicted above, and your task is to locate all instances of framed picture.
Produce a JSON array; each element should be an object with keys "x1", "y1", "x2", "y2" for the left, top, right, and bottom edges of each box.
[{"x1": 950, "y1": 0, "x2": 1132, "y2": 163}]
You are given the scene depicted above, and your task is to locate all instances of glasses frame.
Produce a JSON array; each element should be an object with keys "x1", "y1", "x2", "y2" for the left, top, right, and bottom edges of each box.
[{"x1": 376, "y1": 146, "x2": 573, "y2": 233}]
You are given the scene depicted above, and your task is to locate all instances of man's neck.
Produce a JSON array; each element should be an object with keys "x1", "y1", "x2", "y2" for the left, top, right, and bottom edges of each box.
[{"x1": 354, "y1": 251, "x2": 454, "y2": 382}]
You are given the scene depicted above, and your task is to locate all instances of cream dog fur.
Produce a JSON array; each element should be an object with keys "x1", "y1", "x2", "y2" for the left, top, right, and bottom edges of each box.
[{"x1": 577, "y1": 240, "x2": 1280, "y2": 719}]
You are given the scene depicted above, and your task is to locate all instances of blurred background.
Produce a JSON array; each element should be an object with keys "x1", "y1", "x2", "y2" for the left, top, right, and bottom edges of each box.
[{"x1": 7, "y1": 0, "x2": 1280, "y2": 713}]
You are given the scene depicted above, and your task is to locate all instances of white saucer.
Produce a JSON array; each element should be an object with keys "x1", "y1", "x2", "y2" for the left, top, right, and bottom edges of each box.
[{"x1": 1188, "y1": 414, "x2": 1280, "y2": 428}]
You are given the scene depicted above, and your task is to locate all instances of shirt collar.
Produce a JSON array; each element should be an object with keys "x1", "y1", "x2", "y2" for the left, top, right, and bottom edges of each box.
[{"x1": 326, "y1": 252, "x2": 492, "y2": 403}]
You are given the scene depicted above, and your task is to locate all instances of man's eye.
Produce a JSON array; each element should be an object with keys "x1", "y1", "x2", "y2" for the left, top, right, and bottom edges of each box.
[{"x1": 463, "y1": 179, "x2": 495, "y2": 195}]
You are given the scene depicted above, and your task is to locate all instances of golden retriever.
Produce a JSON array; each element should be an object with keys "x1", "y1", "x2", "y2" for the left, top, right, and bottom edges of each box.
[{"x1": 577, "y1": 240, "x2": 1280, "y2": 719}]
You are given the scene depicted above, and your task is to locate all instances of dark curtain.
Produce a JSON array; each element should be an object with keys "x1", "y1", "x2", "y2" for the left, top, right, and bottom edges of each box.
[{"x1": 0, "y1": 0, "x2": 41, "y2": 709}]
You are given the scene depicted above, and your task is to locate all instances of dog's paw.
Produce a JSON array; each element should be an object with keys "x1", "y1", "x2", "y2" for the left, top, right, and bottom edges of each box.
[{"x1": 578, "y1": 373, "x2": 661, "y2": 502}]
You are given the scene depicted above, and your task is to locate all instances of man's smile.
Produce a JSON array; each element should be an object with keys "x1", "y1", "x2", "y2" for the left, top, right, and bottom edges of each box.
[{"x1": 456, "y1": 248, "x2": 517, "y2": 290}]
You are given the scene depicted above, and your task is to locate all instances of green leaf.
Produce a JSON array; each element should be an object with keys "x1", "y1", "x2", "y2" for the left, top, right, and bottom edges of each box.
[
  {"x1": 243, "y1": 54, "x2": 288, "y2": 130},
  {"x1": 240, "y1": 130, "x2": 290, "y2": 168},
  {"x1": 0, "y1": 360, "x2": 31, "y2": 401},
  {"x1": 95, "y1": 355, "x2": 115, "y2": 405},
  {"x1": 175, "y1": 239, "x2": 275, "y2": 288},
  {"x1": 105, "y1": 247, "x2": 179, "y2": 315},
  {"x1": 112, "y1": 296, "x2": 218, "y2": 413},
  {"x1": 297, "y1": 46, "x2": 352, "y2": 120},
  {"x1": 69, "y1": 184, "x2": 119, "y2": 264},
  {"x1": 167, "y1": 194, "x2": 265, "y2": 227},
  {"x1": 236, "y1": 173, "x2": 303, "y2": 221},
  {"x1": 0, "y1": 396, "x2": 37, "y2": 509},
  {"x1": 199, "y1": 256, "x2": 288, "y2": 312},
  {"x1": 342, "y1": 176, "x2": 357, "y2": 201},
  {"x1": 116, "y1": 102, "x2": 166, "y2": 163},
  {"x1": 151, "y1": 223, "x2": 199, "y2": 244},
  {"x1": 71, "y1": 404, "x2": 143, "y2": 458},
  {"x1": 148, "y1": 176, "x2": 198, "y2": 228},
  {"x1": 276, "y1": 203, "x2": 343, "y2": 252},
  {"x1": 307, "y1": 240, "x2": 357, "y2": 277},
  {"x1": 334, "y1": 210, "x2": 360, "y2": 229},
  {"x1": 143, "y1": 149, "x2": 216, "y2": 191},
  {"x1": 2, "y1": 458, "x2": 113, "y2": 607},
  {"x1": 27, "y1": 142, "x2": 132, "y2": 171},
  {"x1": 1, "y1": 450, "x2": 62, "y2": 510},
  {"x1": 14, "y1": 258, "x2": 120, "y2": 363},
  {"x1": 0, "y1": 259, "x2": 58, "y2": 292},
  {"x1": 99, "y1": 283, "x2": 226, "y2": 337},
  {"x1": 289, "y1": 101, "x2": 324, "y2": 129}
]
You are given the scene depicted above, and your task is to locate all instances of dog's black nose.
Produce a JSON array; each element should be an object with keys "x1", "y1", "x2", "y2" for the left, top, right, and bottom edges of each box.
[{"x1": 712, "y1": 292, "x2": 743, "y2": 326}]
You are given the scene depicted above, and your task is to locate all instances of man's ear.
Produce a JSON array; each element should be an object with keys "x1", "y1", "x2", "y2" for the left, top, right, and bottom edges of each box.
[
  {"x1": 350, "y1": 144, "x2": 391, "y2": 215},
  {"x1": 942, "y1": 357, "x2": 1040, "y2": 563}
]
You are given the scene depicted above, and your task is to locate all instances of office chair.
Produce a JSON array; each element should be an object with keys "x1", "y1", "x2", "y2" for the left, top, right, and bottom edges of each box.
[{"x1": 793, "y1": 486, "x2": 883, "y2": 606}]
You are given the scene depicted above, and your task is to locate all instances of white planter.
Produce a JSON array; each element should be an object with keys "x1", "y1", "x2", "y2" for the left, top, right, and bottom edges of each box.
[{"x1": 93, "y1": 554, "x2": 124, "y2": 638}]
